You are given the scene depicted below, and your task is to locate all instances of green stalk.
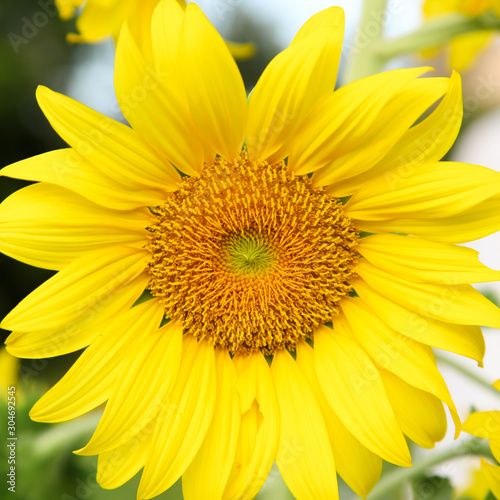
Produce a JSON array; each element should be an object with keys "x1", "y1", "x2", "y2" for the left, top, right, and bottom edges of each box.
[
  {"x1": 371, "y1": 12, "x2": 500, "y2": 60},
  {"x1": 342, "y1": 0, "x2": 389, "y2": 84},
  {"x1": 368, "y1": 438, "x2": 494, "y2": 500},
  {"x1": 31, "y1": 412, "x2": 101, "y2": 460},
  {"x1": 343, "y1": 9, "x2": 500, "y2": 84},
  {"x1": 435, "y1": 352, "x2": 500, "y2": 398}
]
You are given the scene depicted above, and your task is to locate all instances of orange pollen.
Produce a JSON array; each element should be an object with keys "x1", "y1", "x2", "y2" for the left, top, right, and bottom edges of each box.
[{"x1": 146, "y1": 153, "x2": 359, "y2": 355}]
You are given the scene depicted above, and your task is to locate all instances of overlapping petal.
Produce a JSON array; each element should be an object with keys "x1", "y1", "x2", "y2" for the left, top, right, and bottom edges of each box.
[
  {"x1": 272, "y1": 349, "x2": 339, "y2": 500},
  {"x1": 246, "y1": 7, "x2": 344, "y2": 162},
  {"x1": 115, "y1": 23, "x2": 204, "y2": 176},
  {"x1": 183, "y1": 350, "x2": 240, "y2": 500},
  {"x1": 1, "y1": 246, "x2": 149, "y2": 332},
  {"x1": 296, "y1": 341, "x2": 382, "y2": 498},
  {"x1": 356, "y1": 260, "x2": 500, "y2": 328},
  {"x1": 97, "y1": 422, "x2": 153, "y2": 489},
  {"x1": 36, "y1": 85, "x2": 181, "y2": 190},
  {"x1": 0, "y1": 149, "x2": 159, "y2": 210},
  {"x1": 178, "y1": 3, "x2": 247, "y2": 161},
  {"x1": 289, "y1": 67, "x2": 436, "y2": 178},
  {"x1": 138, "y1": 336, "x2": 216, "y2": 499},
  {"x1": 0, "y1": 182, "x2": 148, "y2": 270},
  {"x1": 29, "y1": 299, "x2": 164, "y2": 422},
  {"x1": 223, "y1": 352, "x2": 280, "y2": 500},
  {"x1": 6, "y1": 273, "x2": 149, "y2": 359},
  {"x1": 77, "y1": 319, "x2": 183, "y2": 455},
  {"x1": 314, "y1": 325, "x2": 411, "y2": 466},
  {"x1": 380, "y1": 370, "x2": 447, "y2": 448},
  {"x1": 345, "y1": 162, "x2": 500, "y2": 221},
  {"x1": 353, "y1": 278, "x2": 485, "y2": 364},
  {"x1": 329, "y1": 71, "x2": 462, "y2": 197},
  {"x1": 340, "y1": 298, "x2": 460, "y2": 435},
  {"x1": 357, "y1": 233, "x2": 500, "y2": 284}
]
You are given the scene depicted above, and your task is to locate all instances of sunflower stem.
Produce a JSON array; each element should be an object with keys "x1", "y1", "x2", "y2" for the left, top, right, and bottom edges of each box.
[
  {"x1": 434, "y1": 352, "x2": 500, "y2": 398},
  {"x1": 31, "y1": 412, "x2": 100, "y2": 460},
  {"x1": 342, "y1": 0, "x2": 389, "y2": 84},
  {"x1": 370, "y1": 12, "x2": 500, "y2": 60},
  {"x1": 367, "y1": 438, "x2": 494, "y2": 500}
]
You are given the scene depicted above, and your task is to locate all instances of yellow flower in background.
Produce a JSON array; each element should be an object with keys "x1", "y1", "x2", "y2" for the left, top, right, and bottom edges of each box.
[
  {"x1": 55, "y1": 0, "x2": 256, "y2": 62},
  {"x1": 0, "y1": 347, "x2": 19, "y2": 396},
  {"x1": 3, "y1": 1, "x2": 500, "y2": 498},
  {"x1": 423, "y1": 0, "x2": 500, "y2": 70},
  {"x1": 462, "y1": 380, "x2": 500, "y2": 499},
  {"x1": 457, "y1": 467, "x2": 491, "y2": 500}
]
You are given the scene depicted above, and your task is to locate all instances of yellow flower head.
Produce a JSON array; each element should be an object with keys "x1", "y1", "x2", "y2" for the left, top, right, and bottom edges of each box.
[
  {"x1": 55, "y1": 0, "x2": 255, "y2": 62},
  {"x1": 423, "y1": 0, "x2": 500, "y2": 70},
  {"x1": 3, "y1": 2, "x2": 500, "y2": 499},
  {"x1": 462, "y1": 381, "x2": 500, "y2": 499}
]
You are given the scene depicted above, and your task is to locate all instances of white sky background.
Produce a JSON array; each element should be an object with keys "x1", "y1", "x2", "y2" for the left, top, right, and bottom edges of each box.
[{"x1": 65, "y1": 0, "x2": 500, "y2": 491}]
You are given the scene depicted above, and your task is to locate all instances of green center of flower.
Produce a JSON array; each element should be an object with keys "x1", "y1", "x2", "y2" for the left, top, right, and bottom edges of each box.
[{"x1": 224, "y1": 232, "x2": 275, "y2": 276}]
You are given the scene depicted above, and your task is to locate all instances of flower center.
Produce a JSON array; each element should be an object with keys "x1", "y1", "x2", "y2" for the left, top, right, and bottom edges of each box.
[
  {"x1": 224, "y1": 231, "x2": 275, "y2": 276},
  {"x1": 146, "y1": 153, "x2": 359, "y2": 355}
]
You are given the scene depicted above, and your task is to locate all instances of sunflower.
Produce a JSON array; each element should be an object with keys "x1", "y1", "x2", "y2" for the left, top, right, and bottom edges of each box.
[
  {"x1": 3, "y1": 2, "x2": 500, "y2": 499},
  {"x1": 56, "y1": 0, "x2": 256, "y2": 62},
  {"x1": 462, "y1": 380, "x2": 500, "y2": 499},
  {"x1": 423, "y1": 0, "x2": 500, "y2": 70}
]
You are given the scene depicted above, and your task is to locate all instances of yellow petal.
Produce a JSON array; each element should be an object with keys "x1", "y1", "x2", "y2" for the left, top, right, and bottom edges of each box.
[
  {"x1": 272, "y1": 349, "x2": 339, "y2": 500},
  {"x1": 354, "y1": 194, "x2": 500, "y2": 244},
  {"x1": 481, "y1": 459, "x2": 500, "y2": 499},
  {"x1": 6, "y1": 273, "x2": 149, "y2": 359},
  {"x1": 289, "y1": 67, "x2": 433, "y2": 177},
  {"x1": 179, "y1": 3, "x2": 247, "y2": 161},
  {"x1": 77, "y1": 320, "x2": 183, "y2": 455},
  {"x1": 314, "y1": 325, "x2": 411, "y2": 466},
  {"x1": 341, "y1": 298, "x2": 460, "y2": 437},
  {"x1": 380, "y1": 370, "x2": 447, "y2": 449},
  {"x1": 353, "y1": 278, "x2": 485, "y2": 365},
  {"x1": 151, "y1": 0, "x2": 184, "y2": 73},
  {"x1": 494, "y1": 380, "x2": 500, "y2": 392},
  {"x1": 29, "y1": 299, "x2": 164, "y2": 423},
  {"x1": 357, "y1": 233, "x2": 500, "y2": 284},
  {"x1": 115, "y1": 23, "x2": 204, "y2": 176},
  {"x1": 346, "y1": 162, "x2": 500, "y2": 221},
  {"x1": 328, "y1": 71, "x2": 462, "y2": 197},
  {"x1": 463, "y1": 411, "x2": 500, "y2": 439},
  {"x1": 0, "y1": 149, "x2": 159, "y2": 211},
  {"x1": 0, "y1": 182, "x2": 148, "y2": 270},
  {"x1": 296, "y1": 341, "x2": 382, "y2": 499},
  {"x1": 138, "y1": 336, "x2": 216, "y2": 499},
  {"x1": 491, "y1": 440, "x2": 500, "y2": 463},
  {"x1": 97, "y1": 421, "x2": 153, "y2": 489},
  {"x1": 183, "y1": 350, "x2": 240, "y2": 500},
  {"x1": 223, "y1": 352, "x2": 280, "y2": 500},
  {"x1": 291, "y1": 6, "x2": 344, "y2": 43},
  {"x1": 1, "y1": 246, "x2": 149, "y2": 332},
  {"x1": 246, "y1": 8, "x2": 344, "y2": 162},
  {"x1": 122, "y1": 0, "x2": 160, "y2": 65},
  {"x1": 356, "y1": 260, "x2": 500, "y2": 328},
  {"x1": 36, "y1": 85, "x2": 180, "y2": 191}
]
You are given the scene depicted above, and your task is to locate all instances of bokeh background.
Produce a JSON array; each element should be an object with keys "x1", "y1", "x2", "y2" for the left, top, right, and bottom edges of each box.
[{"x1": 2, "y1": 0, "x2": 500, "y2": 499}]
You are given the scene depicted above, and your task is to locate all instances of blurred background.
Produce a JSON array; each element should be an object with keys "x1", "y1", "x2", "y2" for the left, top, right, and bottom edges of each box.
[{"x1": 2, "y1": 0, "x2": 500, "y2": 499}]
